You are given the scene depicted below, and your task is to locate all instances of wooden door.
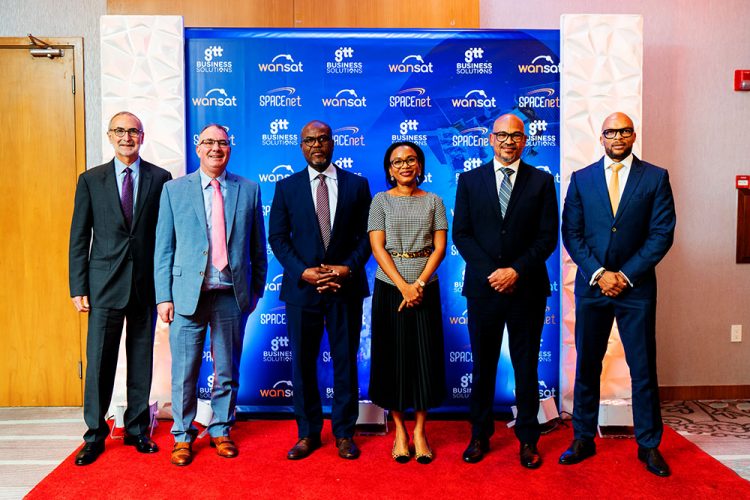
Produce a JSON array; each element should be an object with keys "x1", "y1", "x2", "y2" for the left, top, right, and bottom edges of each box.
[{"x1": 0, "y1": 38, "x2": 86, "y2": 405}]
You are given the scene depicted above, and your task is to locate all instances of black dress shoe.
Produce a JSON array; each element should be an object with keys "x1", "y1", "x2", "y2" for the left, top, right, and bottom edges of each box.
[
  {"x1": 335, "y1": 437, "x2": 360, "y2": 460},
  {"x1": 287, "y1": 435, "x2": 321, "y2": 460},
  {"x1": 638, "y1": 447, "x2": 671, "y2": 477},
  {"x1": 520, "y1": 443, "x2": 542, "y2": 469},
  {"x1": 462, "y1": 438, "x2": 489, "y2": 464},
  {"x1": 75, "y1": 442, "x2": 104, "y2": 466},
  {"x1": 123, "y1": 433, "x2": 159, "y2": 453},
  {"x1": 558, "y1": 439, "x2": 596, "y2": 465}
]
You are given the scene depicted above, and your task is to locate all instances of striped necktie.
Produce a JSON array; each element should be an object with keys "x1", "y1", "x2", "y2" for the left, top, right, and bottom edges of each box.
[
  {"x1": 498, "y1": 167, "x2": 514, "y2": 217},
  {"x1": 316, "y1": 174, "x2": 331, "y2": 249}
]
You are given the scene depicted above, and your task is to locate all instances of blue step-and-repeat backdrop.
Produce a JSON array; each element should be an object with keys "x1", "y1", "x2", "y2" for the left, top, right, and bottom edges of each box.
[{"x1": 185, "y1": 28, "x2": 561, "y2": 413}]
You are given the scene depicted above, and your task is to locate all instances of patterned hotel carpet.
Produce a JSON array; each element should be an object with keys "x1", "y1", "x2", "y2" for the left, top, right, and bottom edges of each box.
[{"x1": 663, "y1": 400, "x2": 750, "y2": 480}]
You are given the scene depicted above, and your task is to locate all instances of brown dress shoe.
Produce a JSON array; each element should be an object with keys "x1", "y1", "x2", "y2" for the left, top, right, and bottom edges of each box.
[
  {"x1": 287, "y1": 436, "x2": 322, "y2": 460},
  {"x1": 335, "y1": 437, "x2": 360, "y2": 460},
  {"x1": 171, "y1": 442, "x2": 193, "y2": 466},
  {"x1": 211, "y1": 436, "x2": 238, "y2": 458}
]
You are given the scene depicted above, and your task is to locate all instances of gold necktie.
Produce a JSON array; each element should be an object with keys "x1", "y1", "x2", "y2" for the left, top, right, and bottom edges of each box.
[{"x1": 608, "y1": 162, "x2": 624, "y2": 214}]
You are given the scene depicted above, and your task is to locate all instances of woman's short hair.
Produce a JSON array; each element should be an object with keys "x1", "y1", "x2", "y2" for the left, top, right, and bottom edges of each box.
[{"x1": 382, "y1": 141, "x2": 426, "y2": 187}]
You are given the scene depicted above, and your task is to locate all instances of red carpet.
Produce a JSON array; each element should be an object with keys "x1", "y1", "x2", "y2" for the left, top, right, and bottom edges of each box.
[{"x1": 28, "y1": 419, "x2": 749, "y2": 499}]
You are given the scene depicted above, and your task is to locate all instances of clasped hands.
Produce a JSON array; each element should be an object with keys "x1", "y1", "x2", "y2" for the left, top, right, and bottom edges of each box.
[
  {"x1": 302, "y1": 264, "x2": 350, "y2": 293},
  {"x1": 397, "y1": 280, "x2": 424, "y2": 312},
  {"x1": 488, "y1": 267, "x2": 518, "y2": 294},
  {"x1": 598, "y1": 271, "x2": 628, "y2": 298}
]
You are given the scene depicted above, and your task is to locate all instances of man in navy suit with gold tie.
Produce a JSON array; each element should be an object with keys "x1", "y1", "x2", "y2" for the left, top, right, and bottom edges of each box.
[
  {"x1": 69, "y1": 111, "x2": 172, "y2": 465},
  {"x1": 560, "y1": 112, "x2": 676, "y2": 477}
]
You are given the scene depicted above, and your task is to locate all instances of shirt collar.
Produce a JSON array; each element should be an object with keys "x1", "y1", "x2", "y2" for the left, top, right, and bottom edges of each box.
[
  {"x1": 114, "y1": 156, "x2": 140, "y2": 175},
  {"x1": 605, "y1": 154, "x2": 633, "y2": 170},
  {"x1": 199, "y1": 168, "x2": 227, "y2": 189},
  {"x1": 308, "y1": 163, "x2": 337, "y2": 182},
  {"x1": 493, "y1": 158, "x2": 520, "y2": 174}
]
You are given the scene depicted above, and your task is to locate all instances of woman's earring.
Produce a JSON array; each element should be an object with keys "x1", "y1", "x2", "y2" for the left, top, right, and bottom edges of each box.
[{"x1": 390, "y1": 175, "x2": 395, "y2": 181}]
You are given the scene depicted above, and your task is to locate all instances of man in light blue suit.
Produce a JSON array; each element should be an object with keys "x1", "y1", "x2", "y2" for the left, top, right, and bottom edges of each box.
[
  {"x1": 560, "y1": 112, "x2": 676, "y2": 477},
  {"x1": 154, "y1": 124, "x2": 267, "y2": 466}
]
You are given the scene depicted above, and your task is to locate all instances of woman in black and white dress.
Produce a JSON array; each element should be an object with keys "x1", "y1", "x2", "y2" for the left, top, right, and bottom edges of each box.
[{"x1": 368, "y1": 141, "x2": 447, "y2": 464}]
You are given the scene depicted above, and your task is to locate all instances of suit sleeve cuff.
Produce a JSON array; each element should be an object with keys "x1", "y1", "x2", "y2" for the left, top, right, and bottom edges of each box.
[{"x1": 589, "y1": 267, "x2": 605, "y2": 286}]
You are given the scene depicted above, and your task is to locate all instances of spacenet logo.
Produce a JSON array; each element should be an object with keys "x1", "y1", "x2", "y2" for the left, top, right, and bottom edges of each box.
[
  {"x1": 333, "y1": 126, "x2": 366, "y2": 147},
  {"x1": 196, "y1": 45, "x2": 232, "y2": 73},
  {"x1": 451, "y1": 89, "x2": 497, "y2": 108},
  {"x1": 517, "y1": 87, "x2": 559, "y2": 109},
  {"x1": 389, "y1": 87, "x2": 432, "y2": 108},
  {"x1": 388, "y1": 54, "x2": 434, "y2": 73},
  {"x1": 259, "y1": 87, "x2": 302, "y2": 107},
  {"x1": 259, "y1": 165, "x2": 294, "y2": 183},
  {"x1": 327, "y1": 46, "x2": 363, "y2": 74},
  {"x1": 192, "y1": 125, "x2": 236, "y2": 147},
  {"x1": 259, "y1": 380, "x2": 293, "y2": 398},
  {"x1": 260, "y1": 310, "x2": 287, "y2": 324},
  {"x1": 456, "y1": 47, "x2": 492, "y2": 75},
  {"x1": 191, "y1": 88, "x2": 238, "y2": 107},
  {"x1": 518, "y1": 55, "x2": 560, "y2": 74},
  {"x1": 321, "y1": 89, "x2": 367, "y2": 108},
  {"x1": 452, "y1": 126, "x2": 489, "y2": 148},
  {"x1": 264, "y1": 273, "x2": 284, "y2": 292},
  {"x1": 391, "y1": 119, "x2": 427, "y2": 146},
  {"x1": 258, "y1": 53, "x2": 304, "y2": 73}
]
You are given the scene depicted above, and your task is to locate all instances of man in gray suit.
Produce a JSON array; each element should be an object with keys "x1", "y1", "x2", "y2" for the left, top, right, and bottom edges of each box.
[
  {"x1": 69, "y1": 111, "x2": 171, "y2": 465},
  {"x1": 154, "y1": 124, "x2": 267, "y2": 466}
]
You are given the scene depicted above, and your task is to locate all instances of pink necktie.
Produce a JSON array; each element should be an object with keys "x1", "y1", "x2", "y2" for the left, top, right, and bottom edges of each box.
[{"x1": 210, "y1": 179, "x2": 228, "y2": 271}]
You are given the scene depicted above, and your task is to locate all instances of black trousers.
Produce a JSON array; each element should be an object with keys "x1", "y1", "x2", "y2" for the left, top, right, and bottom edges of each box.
[
  {"x1": 467, "y1": 293, "x2": 546, "y2": 445},
  {"x1": 83, "y1": 288, "x2": 155, "y2": 443},
  {"x1": 286, "y1": 299, "x2": 362, "y2": 440}
]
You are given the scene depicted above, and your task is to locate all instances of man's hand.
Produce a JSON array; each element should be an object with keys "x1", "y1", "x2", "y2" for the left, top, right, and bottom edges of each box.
[
  {"x1": 72, "y1": 295, "x2": 90, "y2": 313},
  {"x1": 598, "y1": 271, "x2": 628, "y2": 298},
  {"x1": 157, "y1": 301, "x2": 175, "y2": 323},
  {"x1": 315, "y1": 264, "x2": 351, "y2": 293},
  {"x1": 488, "y1": 268, "x2": 519, "y2": 293}
]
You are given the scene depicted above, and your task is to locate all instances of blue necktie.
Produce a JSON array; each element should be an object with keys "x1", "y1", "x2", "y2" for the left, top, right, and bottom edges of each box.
[{"x1": 498, "y1": 167, "x2": 514, "y2": 217}]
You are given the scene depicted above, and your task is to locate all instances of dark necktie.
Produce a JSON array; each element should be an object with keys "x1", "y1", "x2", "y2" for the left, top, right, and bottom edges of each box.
[
  {"x1": 316, "y1": 174, "x2": 331, "y2": 249},
  {"x1": 121, "y1": 167, "x2": 133, "y2": 228},
  {"x1": 498, "y1": 167, "x2": 514, "y2": 217}
]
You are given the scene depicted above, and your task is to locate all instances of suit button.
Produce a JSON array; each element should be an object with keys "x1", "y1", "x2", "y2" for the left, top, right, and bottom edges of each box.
[
  {"x1": 199, "y1": 271, "x2": 204, "y2": 276},
  {"x1": 501, "y1": 230, "x2": 506, "y2": 234},
  {"x1": 612, "y1": 227, "x2": 617, "y2": 232},
  {"x1": 203, "y1": 251, "x2": 208, "y2": 255}
]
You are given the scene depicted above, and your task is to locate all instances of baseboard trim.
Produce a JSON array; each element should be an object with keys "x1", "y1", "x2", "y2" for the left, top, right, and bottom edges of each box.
[{"x1": 660, "y1": 385, "x2": 750, "y2": 401}]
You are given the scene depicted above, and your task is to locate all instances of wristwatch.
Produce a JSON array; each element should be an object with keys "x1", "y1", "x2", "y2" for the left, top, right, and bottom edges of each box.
[{"x1": 416, "y1": 279, "x2": 426, "y2": 288}]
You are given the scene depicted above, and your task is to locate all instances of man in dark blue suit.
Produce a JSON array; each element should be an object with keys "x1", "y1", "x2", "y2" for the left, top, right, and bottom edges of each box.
[
  {"x1": 453, "y1": 113, "x2": 558, "y2": 468},
  {"x1": 560, "y1": 112, "x2": 676, "y2": 477},
  {"x1": 269, "y1": 120, "x2": 372, "y2": 460}
]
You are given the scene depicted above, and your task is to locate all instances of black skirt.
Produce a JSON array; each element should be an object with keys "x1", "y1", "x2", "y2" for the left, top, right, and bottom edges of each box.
[{"x1": 368, "y1": 278, "x2": 446, "y2": 411}]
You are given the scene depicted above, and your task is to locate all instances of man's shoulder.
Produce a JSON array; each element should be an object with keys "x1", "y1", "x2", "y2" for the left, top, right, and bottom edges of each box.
[
  {"x1": 458, "y1": 161, "x2": 492, "y2": 182},
  {"x1": 519, "y1": 160, "x2": 554, "y2": 181},
  {"x1": 81, "y1": 160, "x2": 115, "y2": 179},
  {"x1": 140, "y1": 159, "x2": 172, "y2": 180},
  {"x1": 227, "y1": 171, "x2": 259, "y2": 189}
]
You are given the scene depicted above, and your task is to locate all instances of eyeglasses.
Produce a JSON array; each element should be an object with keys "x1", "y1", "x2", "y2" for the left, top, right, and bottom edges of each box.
[
  {"x1": 200, "y1": 139, "x2": 231, "y2": 148},
  {"x1": 390, "y1": 156, "x2": 419, "y2": 169},
  {"x1": 109, "y1": 128, "x2": 142, "y2": 138},
  {"x1": 302, "y1": 135, "x2": 332, "y2": 147},
  {"x1": 602, "y1": 128, "x2": 634, "y2": 139},
  {"x1": 492, "y1": 131, "x2": 525, "y2": 143}
]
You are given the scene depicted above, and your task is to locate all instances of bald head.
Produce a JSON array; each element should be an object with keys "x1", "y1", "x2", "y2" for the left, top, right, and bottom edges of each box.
[
  {"x1": 489, "y1": 113, "x2": 527, "y2": 165},
  {"x1": 600, "y1": 112, "x2": 636, "y2": 161},
  {"x1": 601, "y1": 112, "x2": 634, "y2": 133}
]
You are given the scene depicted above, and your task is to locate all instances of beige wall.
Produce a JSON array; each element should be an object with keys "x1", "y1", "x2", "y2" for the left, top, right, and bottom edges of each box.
[
  {"x1": 481, "y1": 0, "x2": 750, "y2": 386},
  {"x1": 0, "y1": 0, "x2": 107, "y2": 165}
]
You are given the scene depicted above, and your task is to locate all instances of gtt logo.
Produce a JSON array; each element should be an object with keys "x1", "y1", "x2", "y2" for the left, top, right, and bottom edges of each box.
[
  {"x1": 528, "y1": 120, "x2": 547, "y2": 135},
  {"x1": 460, "y1": 373, "x2": 473, "y2": 389},
  {"x1": 464, "y1": 47, "x2": 484, "y2": 63},
  {"x1": 204, "y1": 45, "x2": 223, "y2": 62},
  {"x1": 399, "y1": 119, "x2": 419, "y2": 135},
  {"x1": 334, "y1": 46, "x2": 354, "y2": 62},
  {"x1": 270, "y1": 336, "x2": 289, "y2": 352},
  {"x1": 269, "y1": 119, "x2": 289, "y2": 134}
]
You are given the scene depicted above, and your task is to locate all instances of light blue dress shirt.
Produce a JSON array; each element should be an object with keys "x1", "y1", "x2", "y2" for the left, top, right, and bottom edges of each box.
[
  {"x1": 114, "y1": 157, "x2": 140, "y2": 214},
  {"x1": 199, "y1": 168, "x2": 233, "y2": 290}
]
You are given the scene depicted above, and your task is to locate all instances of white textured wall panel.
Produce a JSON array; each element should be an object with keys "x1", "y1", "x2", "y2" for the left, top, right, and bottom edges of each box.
[{"x1": 560, "y1": 14, "x2": 643, "y2": 413}]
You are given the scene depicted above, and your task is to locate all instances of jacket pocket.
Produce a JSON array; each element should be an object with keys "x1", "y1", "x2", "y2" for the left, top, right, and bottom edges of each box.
[{"x1": 172, "y1": 266, "x2": 182, "y2": 276}]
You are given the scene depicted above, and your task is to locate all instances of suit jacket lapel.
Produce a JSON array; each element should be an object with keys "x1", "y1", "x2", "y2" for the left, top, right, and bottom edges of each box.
[
  {"x1": 615, "y1": 155, "x2": 645, "y2": 221},
  {"x1": 329, "y1": 166, "x2": 346, "y2": 246},
  {"x1": 503, "y1": 161, "x2": 530, "y2": 220},
  {"x1": 189, "y1": 171, "x2": 207, "y2": 229},
  {"x1": 592, "y1": 158, "x2": 613, "y2": 218},
  {"x1": 131, "y1": 160, "x2": 152, "y2": 229},
  {"x1": 294, "y1": 168, "x2": 324, "y2": 248},
  {"x1": 224, "y1": 172, "x2": 240, "y2": 241},
  {"x1": 480, "y1": 163, "x2": 504, "y2": 222},
  {"x1": 102, "y1": 159, "x2": 128, "y2": 229}
]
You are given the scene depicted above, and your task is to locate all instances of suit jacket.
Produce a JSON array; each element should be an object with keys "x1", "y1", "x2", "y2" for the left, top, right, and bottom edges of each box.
[
  {"x1": 561, "y1": 155, "x2": 676, "y2": 299},
  {"x1": 268, "y1": 166, "x2": 372, "y2": 307},
  {"x1": 69, "y1": 159, "x2": 172, "y2": 308},
  {"x1": 453, "y1": 160, "x2": 558, "y2": 299},
  {"x1": 154, "y1": 170, "x2": 268, "y2": 316}
]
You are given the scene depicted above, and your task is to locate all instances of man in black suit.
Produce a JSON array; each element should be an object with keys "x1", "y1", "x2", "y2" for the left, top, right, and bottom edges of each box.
[
  {"x1": 269, "y1": 120, "x2": 372, "y2": 460},
  {"x1": 453, "y1": 113, "x2": 558, "y2": 468},
  {"x1": 69, "y1": 111, "x2": 172, "y2": 465}
]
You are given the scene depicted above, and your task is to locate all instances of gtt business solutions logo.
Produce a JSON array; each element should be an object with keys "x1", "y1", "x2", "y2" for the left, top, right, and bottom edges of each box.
[
  {"x1": 326, "y1": 46, "x2": 363, "y2": 74},
  {"x1": 196, "y1": 45, "x2": 232, "y2": 73},
  {"x1": 456, "y1": 47, "x2": 492, "y2": 75}
]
